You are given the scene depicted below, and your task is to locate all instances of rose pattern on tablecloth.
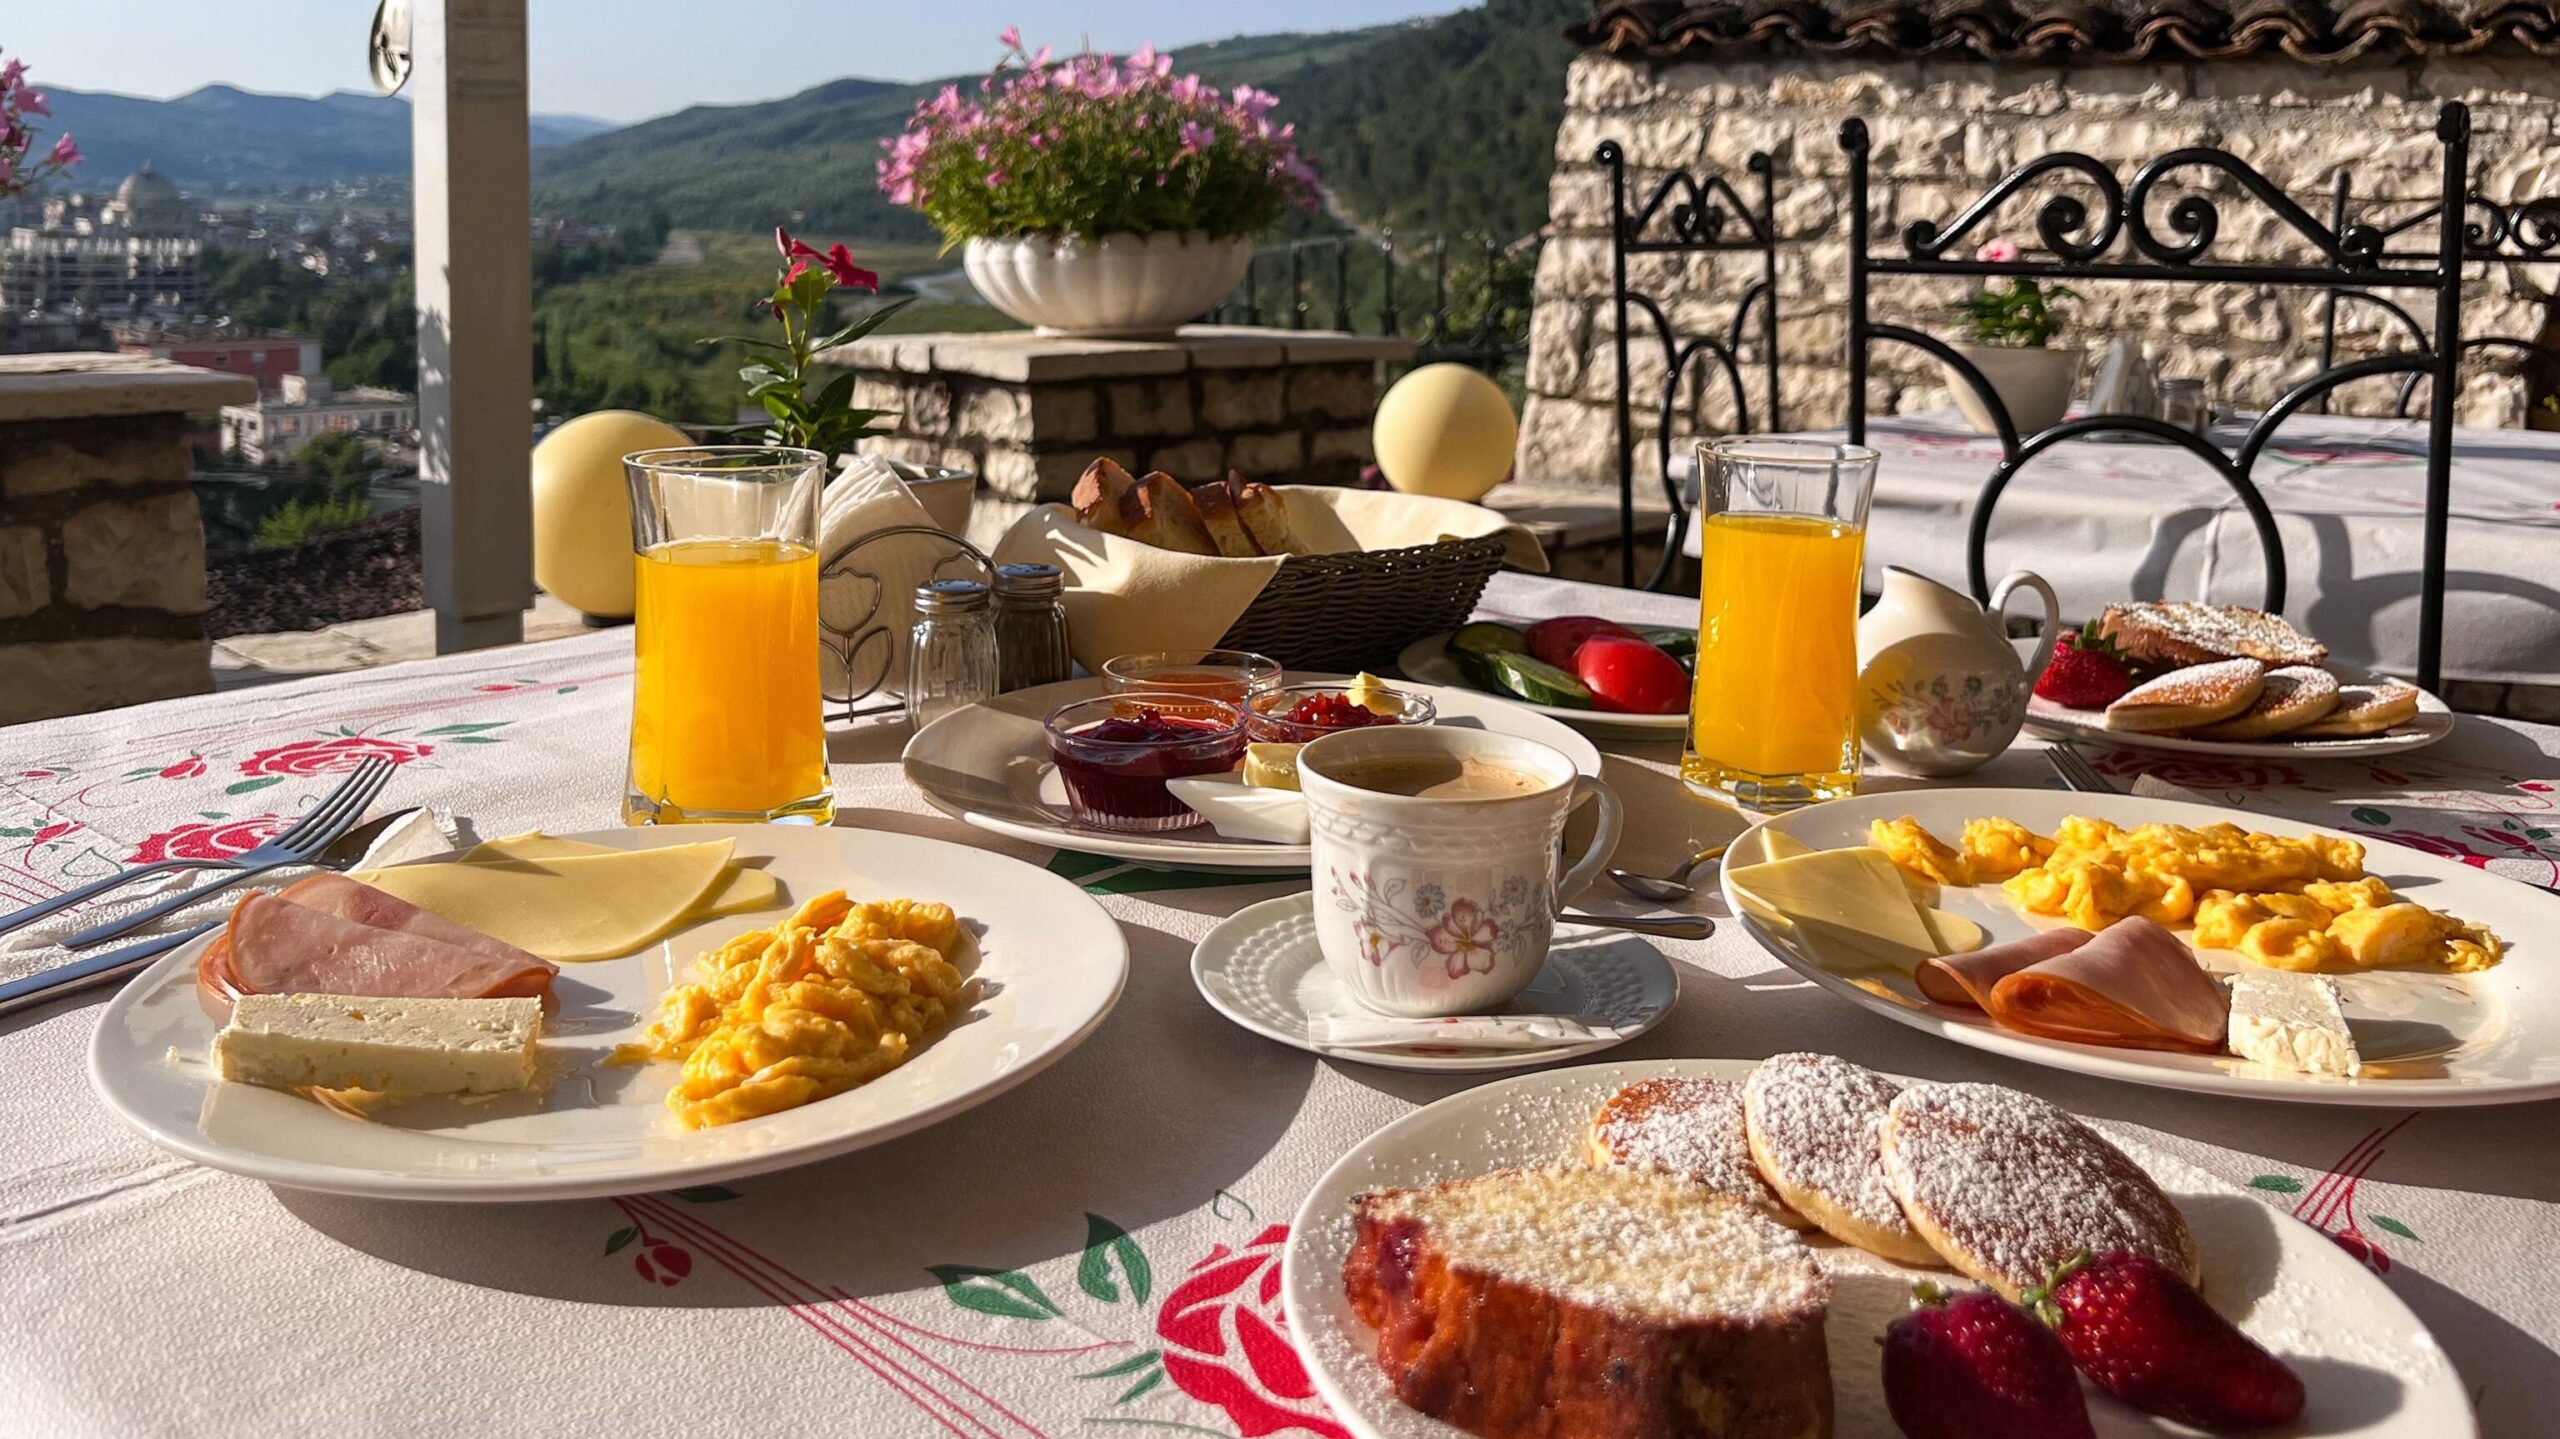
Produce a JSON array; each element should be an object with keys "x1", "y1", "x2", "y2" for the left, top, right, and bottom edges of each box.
[
  {"x1": 238, "y1": 735, "x2": 437, "y2": 779},
  {"x1": 2248, "y1": 1115, "x2": 2423, "y2": 1273},
  {"x1": 124, "y1": 815, "x2": 286, "y2": 865},
  {"x1": 1155, "y1": 1224, "x2": 1349, "y2": 1439},
  {"x1": 2093, "y1": 747, "x2": 2306, "y2": 792}
]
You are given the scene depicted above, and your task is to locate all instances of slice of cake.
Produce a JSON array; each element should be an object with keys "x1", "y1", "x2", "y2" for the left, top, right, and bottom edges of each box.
[{"x1": 1344, "y1": 1166, "x2": 1832, "y2": 1439}]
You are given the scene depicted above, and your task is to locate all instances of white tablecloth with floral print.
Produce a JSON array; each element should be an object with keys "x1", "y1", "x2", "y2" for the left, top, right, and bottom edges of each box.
[{"x1": 3, "y1": 572, "x2": 2555, "y2": 1438}]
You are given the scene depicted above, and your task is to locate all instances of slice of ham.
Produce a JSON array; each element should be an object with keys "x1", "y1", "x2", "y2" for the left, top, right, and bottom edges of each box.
[
  {"x1": 1916, "y1": 926, "x2": 2095, "y2": 1009},
  {"x1": 1984, "y1": 916, "x2": 2229, "y2": 1054},
  {"x1": 196, "y1": 879, "x2": 556, "y2": 1019}
]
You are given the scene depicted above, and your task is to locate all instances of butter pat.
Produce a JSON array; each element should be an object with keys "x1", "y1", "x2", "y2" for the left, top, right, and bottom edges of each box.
[
  {"x1": 2225, "y1": 971, "x2": 2361, "y2": 1077},
  {"x1": 1345, "y1": 672, "x2": 1402, "y2": 716},
  {"x1": 1241, "y1": 742, "x2": 1302, "y2": 791},
  {"x1": 214, "y1": 993, "x2": 542, "y2": 1096}
]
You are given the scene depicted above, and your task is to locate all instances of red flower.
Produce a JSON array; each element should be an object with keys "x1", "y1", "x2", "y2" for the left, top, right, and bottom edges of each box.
[
  {"x1": 1155, "y1": 1226, "x2": 1348, "y2": 1439},
  {"x1": 774, "y1": 226, "x2": 879, "y2": 290},
  {"x1": 126, "y1": 816, "x2": 283, "y2": 864},
  {"x1": 159, "y1": 756, "x2": 206, "y2": 780},
  {"x1": 239, "y1": 736, "x2": 432, "y2": 778},
  {"x1": 634, "y1": 1243, "x2": 692, "y2": 1287},
  {"x1": 31, "y1": 821, "x2": 74, "y2": 845}
]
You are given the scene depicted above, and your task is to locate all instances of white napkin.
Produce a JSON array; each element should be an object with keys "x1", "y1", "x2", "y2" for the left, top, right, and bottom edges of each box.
[
  {"x1": 817, "y1": 454, "x2": 971, "y2": 702},
  {"x1": 1303, "y1": 1014, "x2": 1636, "y2": 1051},
  {"x1": 0, "y1": 809, "x2": 464, "y2": 986}
]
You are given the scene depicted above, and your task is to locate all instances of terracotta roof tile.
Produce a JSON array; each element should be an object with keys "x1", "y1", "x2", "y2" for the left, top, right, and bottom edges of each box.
[{"x1": 1569, "y1": 0, "x2": 2560, "y2": 61}]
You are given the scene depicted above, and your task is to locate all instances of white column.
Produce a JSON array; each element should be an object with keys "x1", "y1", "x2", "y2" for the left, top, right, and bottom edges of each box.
[{"x1": 411, "y1": 0, "x2": 532, "y2": 652}]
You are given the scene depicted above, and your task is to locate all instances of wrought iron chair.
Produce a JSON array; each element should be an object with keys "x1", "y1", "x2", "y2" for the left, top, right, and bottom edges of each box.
[
  {"x1": 1594, "y1": 141, "x2": 1782, "y2": 591},
  {"x1": 2315, "y1": 174, "x2": 2560, "y2": 420},
  {"x1": 1842, "y1": 103, "x2": 2472, "y2": 692}
]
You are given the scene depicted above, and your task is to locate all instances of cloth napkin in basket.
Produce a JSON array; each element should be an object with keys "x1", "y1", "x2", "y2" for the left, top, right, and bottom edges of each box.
[
  {"x1": 992, "y1": 485, "x2": 1547, "y2": 674},
  {"x1": 816, "y1": 455, "x2": 969, "y2": 702}
]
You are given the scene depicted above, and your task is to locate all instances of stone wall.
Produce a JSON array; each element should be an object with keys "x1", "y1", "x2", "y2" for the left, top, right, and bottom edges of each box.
[
  {"x1": 0, "y1": 355, "x2": 252, "y2": 724},
  {"x1": 1521, "y1": 52, "x2": 2560, "y2": 490},
  {"x1": 833, "y1": 326, "x2": 1412, "y2": 502}
]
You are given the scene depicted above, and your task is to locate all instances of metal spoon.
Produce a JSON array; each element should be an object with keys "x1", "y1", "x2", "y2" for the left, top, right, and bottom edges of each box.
[
  {"x1": 1607, "y1": 843, "x2": 1729, "y2": 903},
  {"x1": 1558, "y1": 912, "x2": 1713, "y2": 941}
]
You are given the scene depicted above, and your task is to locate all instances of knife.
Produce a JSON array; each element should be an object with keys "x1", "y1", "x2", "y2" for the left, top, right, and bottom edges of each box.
[{"x1": 0, "y1": 919, "x2": 221, "y2": 1018}]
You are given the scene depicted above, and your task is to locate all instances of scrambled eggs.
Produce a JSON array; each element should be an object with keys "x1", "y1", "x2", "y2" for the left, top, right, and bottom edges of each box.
[
  {"x1": 1870, "y1": 815, "x2": 2501, "y2": 974},
  {"x1": 614, "y1": 890, "x2": 969, "y2": 1128}
]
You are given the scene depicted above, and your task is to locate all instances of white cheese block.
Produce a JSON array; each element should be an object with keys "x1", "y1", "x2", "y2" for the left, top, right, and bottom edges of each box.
[
  {"x1": 2225, "y1": 971, "x2": 2361, "y2": 1077},
  {"x1": 214, "y1": 993, "x2": 542, "y2": 1096}
]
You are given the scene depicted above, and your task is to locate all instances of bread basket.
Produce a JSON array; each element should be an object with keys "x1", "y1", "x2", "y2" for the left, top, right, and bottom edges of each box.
[{"x1": 1215, "y1": 533, "x2": 1510, "y2": 673}]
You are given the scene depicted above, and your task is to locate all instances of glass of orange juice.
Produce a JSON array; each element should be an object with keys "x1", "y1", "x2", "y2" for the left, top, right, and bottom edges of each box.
[
  {"x1": 621, "y1": 446, "x2": 833, "y2": 826},
  {"x1": 1682, "y1": 437, "x2": 1879, "y2": 808}
]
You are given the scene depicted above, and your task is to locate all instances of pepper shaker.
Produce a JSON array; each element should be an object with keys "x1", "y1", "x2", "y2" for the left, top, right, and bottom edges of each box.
[
  {"x1": 992, "y1": 562, "x2": 1072, "y2": 692},
  {"x1": 906, "y1": 579, "x2": 999, "y2": 730}
]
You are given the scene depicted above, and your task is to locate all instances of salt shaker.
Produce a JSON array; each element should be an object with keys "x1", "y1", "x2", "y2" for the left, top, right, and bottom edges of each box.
[
  {"x1": 906, "y1": 579, "x2": 999, "y2": 731},
  {"x1": 993, "y1": 562, "x2": 1072, "y2": 692},
  {"x1": 2160, "y1": 378, "x2": 2209, "y2": 436}
]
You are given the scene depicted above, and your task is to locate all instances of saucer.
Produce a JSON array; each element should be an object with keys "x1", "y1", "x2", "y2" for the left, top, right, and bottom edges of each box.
[{"x1": 1190, "y1": 893, "x2": 1679, "y2": 1072}]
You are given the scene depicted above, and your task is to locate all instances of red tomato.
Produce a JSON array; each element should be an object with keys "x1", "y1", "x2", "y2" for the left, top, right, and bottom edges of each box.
[
  {"x1": 1575, "y1": 636, "x2": 1689, "y2": 714},
  {"x1": 1526, "y1": 615, "x2": 1640, "y2": 669}
]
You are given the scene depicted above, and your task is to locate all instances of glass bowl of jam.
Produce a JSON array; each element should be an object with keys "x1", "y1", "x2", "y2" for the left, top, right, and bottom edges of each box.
[
  {"x1": 1099, "y1": 649, "x2": 1283, "y2": 709},
  {"x1": 1246, "y1": 680, "x2": 1438, "y2": 745},
  {"x1": 1044, "y1": 692, "x2": 1250, "y2": 832}
]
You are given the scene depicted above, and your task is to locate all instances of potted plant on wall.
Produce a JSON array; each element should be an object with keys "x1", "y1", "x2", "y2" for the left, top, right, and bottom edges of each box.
[
  {"x1": 0, "y1": 53, "x2": 81, "y2": 198},
  {"x1": 1945, "y1": 238, "x2": 2080, "y2": 435},
  {"x1": 879, "y1": 29, "x2": 1320, "y2": 338}
]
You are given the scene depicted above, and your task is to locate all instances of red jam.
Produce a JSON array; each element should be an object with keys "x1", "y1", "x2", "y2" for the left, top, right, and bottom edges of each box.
[
  {"x1": 1281, "y1": 693, "x2": 1392, "y2": 731},
  {"x1": 1047, "y1": 705, "x2": 1246, "y2": 831}
]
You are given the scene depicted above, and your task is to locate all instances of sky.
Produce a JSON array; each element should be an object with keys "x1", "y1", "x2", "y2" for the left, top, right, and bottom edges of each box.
[{"x1": 4, "y1": 1, "x2": 1479, "y2": 123}]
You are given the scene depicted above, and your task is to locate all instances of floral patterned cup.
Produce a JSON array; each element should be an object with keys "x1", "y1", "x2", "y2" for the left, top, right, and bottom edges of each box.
[{"x1": 1298, "y1": 726, "x2": 1623, "y2": 1018}]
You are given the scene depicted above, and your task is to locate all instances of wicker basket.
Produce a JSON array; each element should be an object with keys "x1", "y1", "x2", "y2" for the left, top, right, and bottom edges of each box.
[{"x1": 1216, "y1": 534, "x2": 1510, "y2": 674}]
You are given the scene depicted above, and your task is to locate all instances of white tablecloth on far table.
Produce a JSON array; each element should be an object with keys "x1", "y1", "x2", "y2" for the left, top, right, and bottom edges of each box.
[
  {"x1": 3, "y1": 572, "x2": 2557, "y2": 1437},
  {"x1": 1682, "y1": 411, "x2": 2560, "y2": 686}
]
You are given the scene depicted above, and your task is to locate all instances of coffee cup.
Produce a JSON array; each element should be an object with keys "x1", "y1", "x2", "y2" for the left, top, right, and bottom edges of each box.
[{"x1": 1297, "y1": 725, "x2": 1623, "y2": 1017}]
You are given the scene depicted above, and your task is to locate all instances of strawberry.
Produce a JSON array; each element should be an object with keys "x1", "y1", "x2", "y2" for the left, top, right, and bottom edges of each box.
[
  {"x1": 2027, "y1": 1250, "x2": 2306, "y2": 1430},
  {"x1": 1882, "y1": 1281, "x2": 2095, "y2": 1439},
  {"x1": 2034, "y1": 622, "x2": 2136, "y2": 710}
]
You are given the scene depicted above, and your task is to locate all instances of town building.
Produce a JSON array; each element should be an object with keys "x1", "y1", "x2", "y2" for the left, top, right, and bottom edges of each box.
[
  {"x1": 114, "y1": 326, "x2": 320, "y2": 395},
  {"x1": 0, "y1": 164, "x2": 205, "y2": 314},
  {"x1": 218, "y1": 372, "x2": 416, "y2": 463}
]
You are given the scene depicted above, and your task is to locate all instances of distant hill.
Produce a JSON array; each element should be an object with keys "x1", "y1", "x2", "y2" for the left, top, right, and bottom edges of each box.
[{"x1": 40, "y1": 84, "x2": 618, "y2": 192}]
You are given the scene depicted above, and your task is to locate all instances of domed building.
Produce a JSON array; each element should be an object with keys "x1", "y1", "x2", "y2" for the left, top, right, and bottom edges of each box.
[
  {"x1": 2, "y1": 162, "x2": 205, "y2": 313},
  {"x1": 105, "y1": 164, "x2": 192, "y2": 237}
]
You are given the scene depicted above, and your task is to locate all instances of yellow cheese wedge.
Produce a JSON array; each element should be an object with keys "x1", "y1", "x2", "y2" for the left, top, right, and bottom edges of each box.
[
  {"x1": 1241, "y1": 743, "x2": 1302, "y2": 791},
  {"x1": 462, "y1": 833, "x2": 782, "y2": 918},
  {"x1": 1727, "y1": 827, "x2": 1815, "y2": 870},
  {"x1": 354, "y1": 839, "x2": 736, "y2": 962},
  {"x1": 1725, "y1": 846, "x2": 1944, "y2": 974},
  {"x1": 1919, "y1": 906, "x2": 1986, "y2": 956}
]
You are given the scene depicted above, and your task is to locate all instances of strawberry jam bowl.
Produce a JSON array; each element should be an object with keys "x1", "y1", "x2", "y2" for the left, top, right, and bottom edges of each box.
[
  {"x1": 1246, "y1": 681, "x2": 1438, "y2": 745},
  {"x1": 1045, "y1": 693, "x2": 1250, "y2": 833}
]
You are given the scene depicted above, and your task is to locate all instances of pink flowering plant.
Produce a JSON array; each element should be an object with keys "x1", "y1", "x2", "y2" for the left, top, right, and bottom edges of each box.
[
  {"x1": 1961, "y1": 237, "x2": 2074, "y2": 347},
  {"x1": 0, "y1": 48, "x2": 79, "y2": 198},
  {"x1": 879, "y1": 29, "x2": 1319, "y2": 244},
  {"x1": 702, "y1": 228, "x2": 910, "y2": 453}
]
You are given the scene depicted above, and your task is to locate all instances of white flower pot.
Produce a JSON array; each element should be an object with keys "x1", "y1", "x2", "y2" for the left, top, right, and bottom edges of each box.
[
  {"x1": 1945, "y1": 343, "x2": 2082, "y2": 437},
  {"x1": 962, "y1": 231, "x2": 1253, "y2": 339}
]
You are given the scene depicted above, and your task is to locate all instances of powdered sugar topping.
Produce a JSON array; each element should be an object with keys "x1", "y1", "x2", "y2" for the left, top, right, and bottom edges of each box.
[
  {"x1": 1743, "y1": 1052, "x2": 1914, "y2": 1238},
  {"x1": 1589, "y1": 1076, "x2": 1788, "y2": 1217}
]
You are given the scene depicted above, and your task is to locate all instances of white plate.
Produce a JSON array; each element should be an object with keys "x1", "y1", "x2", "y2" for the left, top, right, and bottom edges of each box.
[
  {"x1": 902, "y1": 676, "x2": 1607, "y2": 872},
  {"x1": 1396, "y1": 631, "x2": 1689, "y2": 735},
  {"x1": 1190, "y1": 893, "x2": 1678, "y2": 1071},
  {"x1": 1283, "y1": 1059, "x2": 2476, "y2": 1439},
  {"x1": 2025, "y1": 685, "x2": 2454, "y2": 759},
  {"x1": 86, "y1": 826, "x2": 1128, "y2": 1201},
  {"x1": 1721, "y1": 787, "x2": 2560, "y2": 1106}
]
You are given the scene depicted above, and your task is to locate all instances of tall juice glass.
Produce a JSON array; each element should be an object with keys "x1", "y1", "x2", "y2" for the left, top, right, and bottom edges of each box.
[
  {"x1": 1682, "y1": 437, "x2": 1879, "y2": 808},
  {"x1": 622, "y1": 446, "x2": 833, "y2": 826}
]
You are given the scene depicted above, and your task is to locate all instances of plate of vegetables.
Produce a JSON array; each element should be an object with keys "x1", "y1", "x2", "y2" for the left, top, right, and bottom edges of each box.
[{"x1": 1396, "y1": 616, "x2": 1693, "y2": 734}]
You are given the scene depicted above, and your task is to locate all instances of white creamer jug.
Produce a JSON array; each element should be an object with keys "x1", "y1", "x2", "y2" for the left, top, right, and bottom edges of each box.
[{"x1": 1856, "y1": 566, "x2": 2059, "y2": 776}]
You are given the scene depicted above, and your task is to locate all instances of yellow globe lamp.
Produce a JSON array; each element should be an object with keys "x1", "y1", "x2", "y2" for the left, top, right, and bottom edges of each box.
[
  {"x1": 530, "y1": 410, "x2": 692, "y2": 621},
  {"x1": 1371, "y1": 363, "x2": 1518, "y2": 502}
]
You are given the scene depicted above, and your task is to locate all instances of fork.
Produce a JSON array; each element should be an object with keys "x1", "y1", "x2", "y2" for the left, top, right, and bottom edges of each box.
[
  {"x1": 2045, "y1": 745, "x2": 2121, "y2": 795},
  {"x1": 0, "y1": 756, "x2": 396, "y2": 939},
  {"x1": 61, "y1": 791, "x2": 406, "y2": 949}
]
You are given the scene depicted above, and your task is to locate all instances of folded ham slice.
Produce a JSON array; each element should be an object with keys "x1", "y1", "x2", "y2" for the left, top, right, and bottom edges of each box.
[
  {"x1": 1984, "y1": 916, "x2": 2229, "y2": 1054},
  {"x1": 196, "y1": 877, "x2": 557, "y2": 1019},
  {"x1": 1916, "y1": 927, "x2": 2094, "y2": 1009}
]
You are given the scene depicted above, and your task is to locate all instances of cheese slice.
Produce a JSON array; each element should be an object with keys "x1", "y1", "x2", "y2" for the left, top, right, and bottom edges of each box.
[
  {"x1": 1726, "y1": 846, "x2": 1945, "y2": 974},
  {"x1": 1727, "y1": 827, "x2": 1815, "y2": 870},
  {"x1": 354, "y1": 840, "x2": 735, "y2": 962},
  {"x1": 1241, "y1": 743, "x2": 1302, "y2": 791},
  {"x1": 214, "y1": 992, "x2": 540, "y2": 1095},
  {"x1": 2226, "y1": 971, "x2": 2361, "y2": 1077},
  {"x1": 1919, "y1": 906, "x2": 1987, "y2": 956},
  {"x1": 462, "y1": 832, "x2": 782, "y2": 919}
]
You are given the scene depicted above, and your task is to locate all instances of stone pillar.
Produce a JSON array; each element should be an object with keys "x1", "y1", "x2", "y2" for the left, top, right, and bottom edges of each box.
[
  {"x1": 0, "y1": 354, "x2": 252, "y2": 723},
  {"x1": 827, "y1": 325, "x2": 1415, "y2": 503}
]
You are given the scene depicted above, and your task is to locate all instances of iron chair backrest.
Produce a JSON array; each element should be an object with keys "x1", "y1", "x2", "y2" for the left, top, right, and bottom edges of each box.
[
  {"x1": 1841, "y1": 102, "x2": 2472, "y2": 693},
  {"x1": 1594, "y1": 141, "x2": 1783, "y2": 591},
  {"x1": 2316, "y1": 174, "x2": 2560, "y2": 418}
]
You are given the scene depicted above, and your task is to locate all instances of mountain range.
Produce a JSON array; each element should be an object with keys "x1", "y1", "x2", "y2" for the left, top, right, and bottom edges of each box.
[{"x1": 39, "y1": 84, "x2": 617, "y2": 192}]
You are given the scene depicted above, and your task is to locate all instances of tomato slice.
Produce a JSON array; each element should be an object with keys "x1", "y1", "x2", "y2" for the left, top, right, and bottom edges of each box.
[
  {"x1": 1574, "y1": 636, "x2": 1690, "y2": 714},
  {"x1": 1525, "y1": 615, "x2": 1640, "y2": 669}
]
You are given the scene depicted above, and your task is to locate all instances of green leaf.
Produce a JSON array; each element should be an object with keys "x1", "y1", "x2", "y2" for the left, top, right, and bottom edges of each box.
[
  {"x1": 759, "y1": 391, "x2": 800, "y2": 425},
  {"x1": 927, "y1": 1265, "x2": 1063, "y2": 1321},
  {"x1": 226, "y1": 776, "x2": 283, "y2": 796},
  {"x1": 699, "y1": 334, "x2": 789, "y2": 355},
  {"x1": 556, "y1": 685, "x2": 579, "y2": 695},
  {"x1": 1211, "y1": 1188, "x2": 1256, "y2": 1223},
  {"x1": 1077, "y1": 1350, "x2": 1162, "y2": 1380},
  {"x1": 0, "y1": 826, "x2": 33, "y2": 838},
  {"x1": 1078, "y1": 1213, "x2": 1151, "y2": 1305},
  {"x1": 812, "y1": 295, "x2": 917, "y2": 352},
  {"x1": 738, "y1": 363, "x2": 787, "y2": 390},
  {"x1": 2248, "y1": 1175, "x2": 2305, "y2": 1194},
  {"x1": 446, "y1": 735, "x2": 504, "y2": 744},
  {"x1": 2371, "y1": 1214, "x2": 2418, "y2": 1240},
  {"x1": 418, "y1": 722, "x2": 509, "y2": 736},
  {"x1": 604, "y1": 1226, "x2": 639, "y2": 1255},
  {"x1": 1114, "y1": 1370, "x2": 1165, "y2": 1405},
  {"x1": 2351, "y1": 806, "x2": 2391, "y2": 826},
  {"x1": 671, "y1": 1183, "x2": 740, "y2": 1203},
  {"x1": 810, "y1": 369, "x2": 858, "y2": 418}
]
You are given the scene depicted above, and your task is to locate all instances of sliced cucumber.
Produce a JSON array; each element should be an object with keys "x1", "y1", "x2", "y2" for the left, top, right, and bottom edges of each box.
[
  {"x1": 1486, "y1": 651, "x2": 1595, "y2": 709},
  {"x1": 1634, "y1": 626, "x2": 1697, "y2": 663},
  {"x1": 1446, "y1": 621, "x2": 1530, "y2": 690}
]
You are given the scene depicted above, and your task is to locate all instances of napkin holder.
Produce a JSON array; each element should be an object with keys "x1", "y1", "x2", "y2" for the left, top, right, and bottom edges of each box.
[{"x1": 819, "y1": 525, "x2": 993, "y2": 721}]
